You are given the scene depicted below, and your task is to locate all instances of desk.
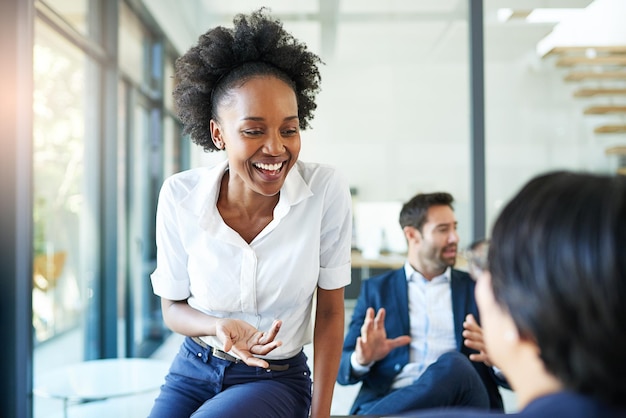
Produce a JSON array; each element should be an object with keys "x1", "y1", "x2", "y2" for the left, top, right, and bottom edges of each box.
[
  {"x1": 351, "y1": 250, "x2": 405, "y2": 277},
  {"x1": 34, "y1": 358, "x2": 170, "y2": 418},
  {"x1": 347, "y1": 250, "x2": 405, "y2": 298}
]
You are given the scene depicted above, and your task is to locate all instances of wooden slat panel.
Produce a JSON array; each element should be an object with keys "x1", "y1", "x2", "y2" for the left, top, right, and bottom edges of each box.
[
  {"x1": 565, "y1": 71, "x2": 626, "y2": 81},
  {"x1": 594, "y1": 125, "x2": 626, "y2": 134},
  {"x1": 605, "y1": 146, "x2": 626, "y2": 155},
  {"x1": 556, "y1": 56, "x2": 626, "y2": 66},
  {"x1": 584, "y1": 106, "x2": 626, "y2": 114},
  {"x1": 574, "y1": 88, "x2": 626, "y2": 97},
  {"x1": 544, "y1": 45, "x2": 626, "y2": 57}
]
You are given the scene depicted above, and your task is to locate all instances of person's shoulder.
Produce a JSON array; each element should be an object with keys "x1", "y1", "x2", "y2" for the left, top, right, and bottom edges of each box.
[
  {"x1": 364, "y1": 268, "x2": 405, "y2": 287},
  {"x1": 523, "y1": 392, "x2": 626, "y2": 418},
  {"x1": 451, "y1": 268, "x2": 472, "y2": 282}
]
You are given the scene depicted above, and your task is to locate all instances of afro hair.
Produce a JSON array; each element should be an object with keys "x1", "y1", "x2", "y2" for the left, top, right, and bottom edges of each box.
[{"x1": 173, "y1": 7, "x2": 323, "y2": 152}]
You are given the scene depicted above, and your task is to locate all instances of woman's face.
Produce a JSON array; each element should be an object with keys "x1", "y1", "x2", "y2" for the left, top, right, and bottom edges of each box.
[
  {"x1": 211, "y1": 75, "x2": 301, "y2": 198},
  {"x1": 475, "y1": 270, "x2": 519, "y2": 371}
]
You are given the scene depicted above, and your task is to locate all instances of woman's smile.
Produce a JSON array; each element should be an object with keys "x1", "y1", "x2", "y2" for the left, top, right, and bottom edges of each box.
[{"x1": 253, "y1": 161, "x2": 286, "y2": 177}]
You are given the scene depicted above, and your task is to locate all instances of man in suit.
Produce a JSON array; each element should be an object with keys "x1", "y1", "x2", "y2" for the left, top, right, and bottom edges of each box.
[{"x1": 337, "y1": 192, "x2": 504, "y2": 416}]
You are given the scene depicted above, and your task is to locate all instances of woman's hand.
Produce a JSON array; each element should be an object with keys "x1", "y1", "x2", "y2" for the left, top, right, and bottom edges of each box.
[{"x1": 216, "y1": 318, "x2": 283, "y2": 368}]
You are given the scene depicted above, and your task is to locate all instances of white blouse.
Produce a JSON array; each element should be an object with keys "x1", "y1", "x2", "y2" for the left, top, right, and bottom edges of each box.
[{"x1": 150, "y1": 160, "x2": 352, "y2": 359}]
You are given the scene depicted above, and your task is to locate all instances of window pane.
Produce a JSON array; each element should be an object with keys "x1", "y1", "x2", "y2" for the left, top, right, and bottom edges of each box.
[
  {"x1": 483, "y1": 1, "x2": 617, "y2": 231},
  {"x1": 164, "y1": 55, "x2": 175, "y2": 112},
  {"x1": 34, "y1": 22, "x2": 83, "y2": 344},
  {"x1": 33, "y1": 15, "x2": 101, "y2": 416},
  {"x1": 42, "y1": 0, "x2": 101, "y2": 40},
  {"x1": 126, "y1": 102, "x2": 164, "y2": 356},
  {"x1": 119, "y1": 2, "x2": 148, "y2": 84},
  {"x1": 163, "y1": 116, "x2": 180, "y2": 178}
]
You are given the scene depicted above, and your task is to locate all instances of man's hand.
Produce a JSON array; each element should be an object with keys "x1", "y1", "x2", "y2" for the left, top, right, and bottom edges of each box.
[
  {"x1": 462, "y1": 314, "x2": 492, "y2": 366},
  {"x1": 216, "y1": 318, "x2": 282, "y2": 369},
  {"x1": 355, "y1": 307, "x2": 411, "y2": 365}
]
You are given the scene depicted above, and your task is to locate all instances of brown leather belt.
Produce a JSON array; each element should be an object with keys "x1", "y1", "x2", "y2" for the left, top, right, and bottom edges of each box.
[{"x1": 191, "y1": 337, "x2": 289, "y2": 371}]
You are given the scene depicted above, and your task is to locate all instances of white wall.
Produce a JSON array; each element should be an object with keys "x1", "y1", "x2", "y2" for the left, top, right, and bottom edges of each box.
[{"x1": 143, "y1": 0, "x2": 203, "y2": 54}]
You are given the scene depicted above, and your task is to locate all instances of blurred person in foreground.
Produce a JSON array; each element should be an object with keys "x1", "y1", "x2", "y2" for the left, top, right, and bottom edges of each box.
[{"x1": 395, "y1": 171, "x2": 626, "y2": 418}]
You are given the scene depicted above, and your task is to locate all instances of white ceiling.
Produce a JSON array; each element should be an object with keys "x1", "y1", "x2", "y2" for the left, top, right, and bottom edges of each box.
[{"x1": 192, "y1": 0, "x2": 595, "y2": 64}]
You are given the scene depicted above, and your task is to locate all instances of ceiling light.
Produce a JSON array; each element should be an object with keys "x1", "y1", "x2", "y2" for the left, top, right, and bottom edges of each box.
[
  {"x1": 526, "y1": 8, "x2": 584, "y2": 23},
  {"x1": 497, "y1": 8, "x2": 513, "y2": 22}
]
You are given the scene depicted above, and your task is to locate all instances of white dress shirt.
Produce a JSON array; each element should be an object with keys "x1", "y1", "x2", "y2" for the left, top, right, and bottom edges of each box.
[
  {"x1": 150, "y1": 159, "x2": 352, "y2": 359},
  {"x1": 392, "y1": 263, "x2": 456, "y2": 387}
]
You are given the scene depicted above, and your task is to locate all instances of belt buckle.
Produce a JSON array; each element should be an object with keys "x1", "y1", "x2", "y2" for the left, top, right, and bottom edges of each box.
[
  {"x1": 210, "y1": 345, "x2": 290, "y2": 371},
  {"x1": 211, "y1": 347, "x2": 241, "y2": 364}
]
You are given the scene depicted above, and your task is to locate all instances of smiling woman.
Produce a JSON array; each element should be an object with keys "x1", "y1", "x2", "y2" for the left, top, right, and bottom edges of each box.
[
  {"x1": 211, "y1": 76, "x2": 301, "y2": 205},
  {"x1": 148, "y1": 8, "x2": 353, "y2": 418}
]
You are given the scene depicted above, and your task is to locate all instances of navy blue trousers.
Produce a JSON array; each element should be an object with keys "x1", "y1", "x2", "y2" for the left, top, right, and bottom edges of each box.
[
  {"x1": 356, "y1": 351, "x2": 490, "y2": 415},
  {"x1": 148, "y1": 337, "x2": 312, "y2": 418}
]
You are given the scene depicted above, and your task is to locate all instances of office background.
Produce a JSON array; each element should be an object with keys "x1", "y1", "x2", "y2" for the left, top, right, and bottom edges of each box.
[{"x1": 2, "y1": 0, "x2": 624, "y2": 416}]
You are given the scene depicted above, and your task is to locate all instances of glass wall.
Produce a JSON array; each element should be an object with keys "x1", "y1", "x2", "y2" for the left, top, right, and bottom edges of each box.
[
  {"x1": 33, "y1": 1, "x2": 104, "y2": 414},
  {"x1": 43, "y1": 0, "x2": 98, "y2": 37},
  {"x1": 32, "y1": 0, "x2": 106, "y2": 361},
  {"x1": 482, "y1": 0, "x2": 625, "y2": 233},
  {"x1": 32, "y1": 0, "x2": 183, "y2": 415},
  {"x1": 117, "y1": 1, "x2": 173, "y2": 357}
]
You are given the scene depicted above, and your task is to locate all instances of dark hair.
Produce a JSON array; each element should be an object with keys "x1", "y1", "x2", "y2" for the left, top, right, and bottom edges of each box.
[
  {"x1": 399, "y1": 192, "x2": 454, "y2": 231},
  {"x1": 173, "y1": 8, "x2": 323, "y2": 152},
  {"x1": 489, "y1": 171, "x2": 626, "y2": 406}
]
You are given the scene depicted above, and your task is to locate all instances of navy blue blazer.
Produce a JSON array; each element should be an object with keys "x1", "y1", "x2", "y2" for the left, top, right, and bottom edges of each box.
[{"x1": 337, "y1": 267, "x2": 504, "y2": 414}]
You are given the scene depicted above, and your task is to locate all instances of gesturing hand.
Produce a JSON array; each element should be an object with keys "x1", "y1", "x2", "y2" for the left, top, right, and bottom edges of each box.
[
  {"x1": 462, "y1": 313, "x2": 492, "y2": 366},
  {"x1": 215, "y1": 318, "x2": 282, "y2": 369},
  {"x1": 355, "y1": 307, "x2": 411, "y2": 366}
]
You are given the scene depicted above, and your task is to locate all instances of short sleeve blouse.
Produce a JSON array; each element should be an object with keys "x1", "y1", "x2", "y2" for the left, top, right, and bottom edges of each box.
[{"x1": 150, "y1": 160, "x2": 352, "y2": 359}]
